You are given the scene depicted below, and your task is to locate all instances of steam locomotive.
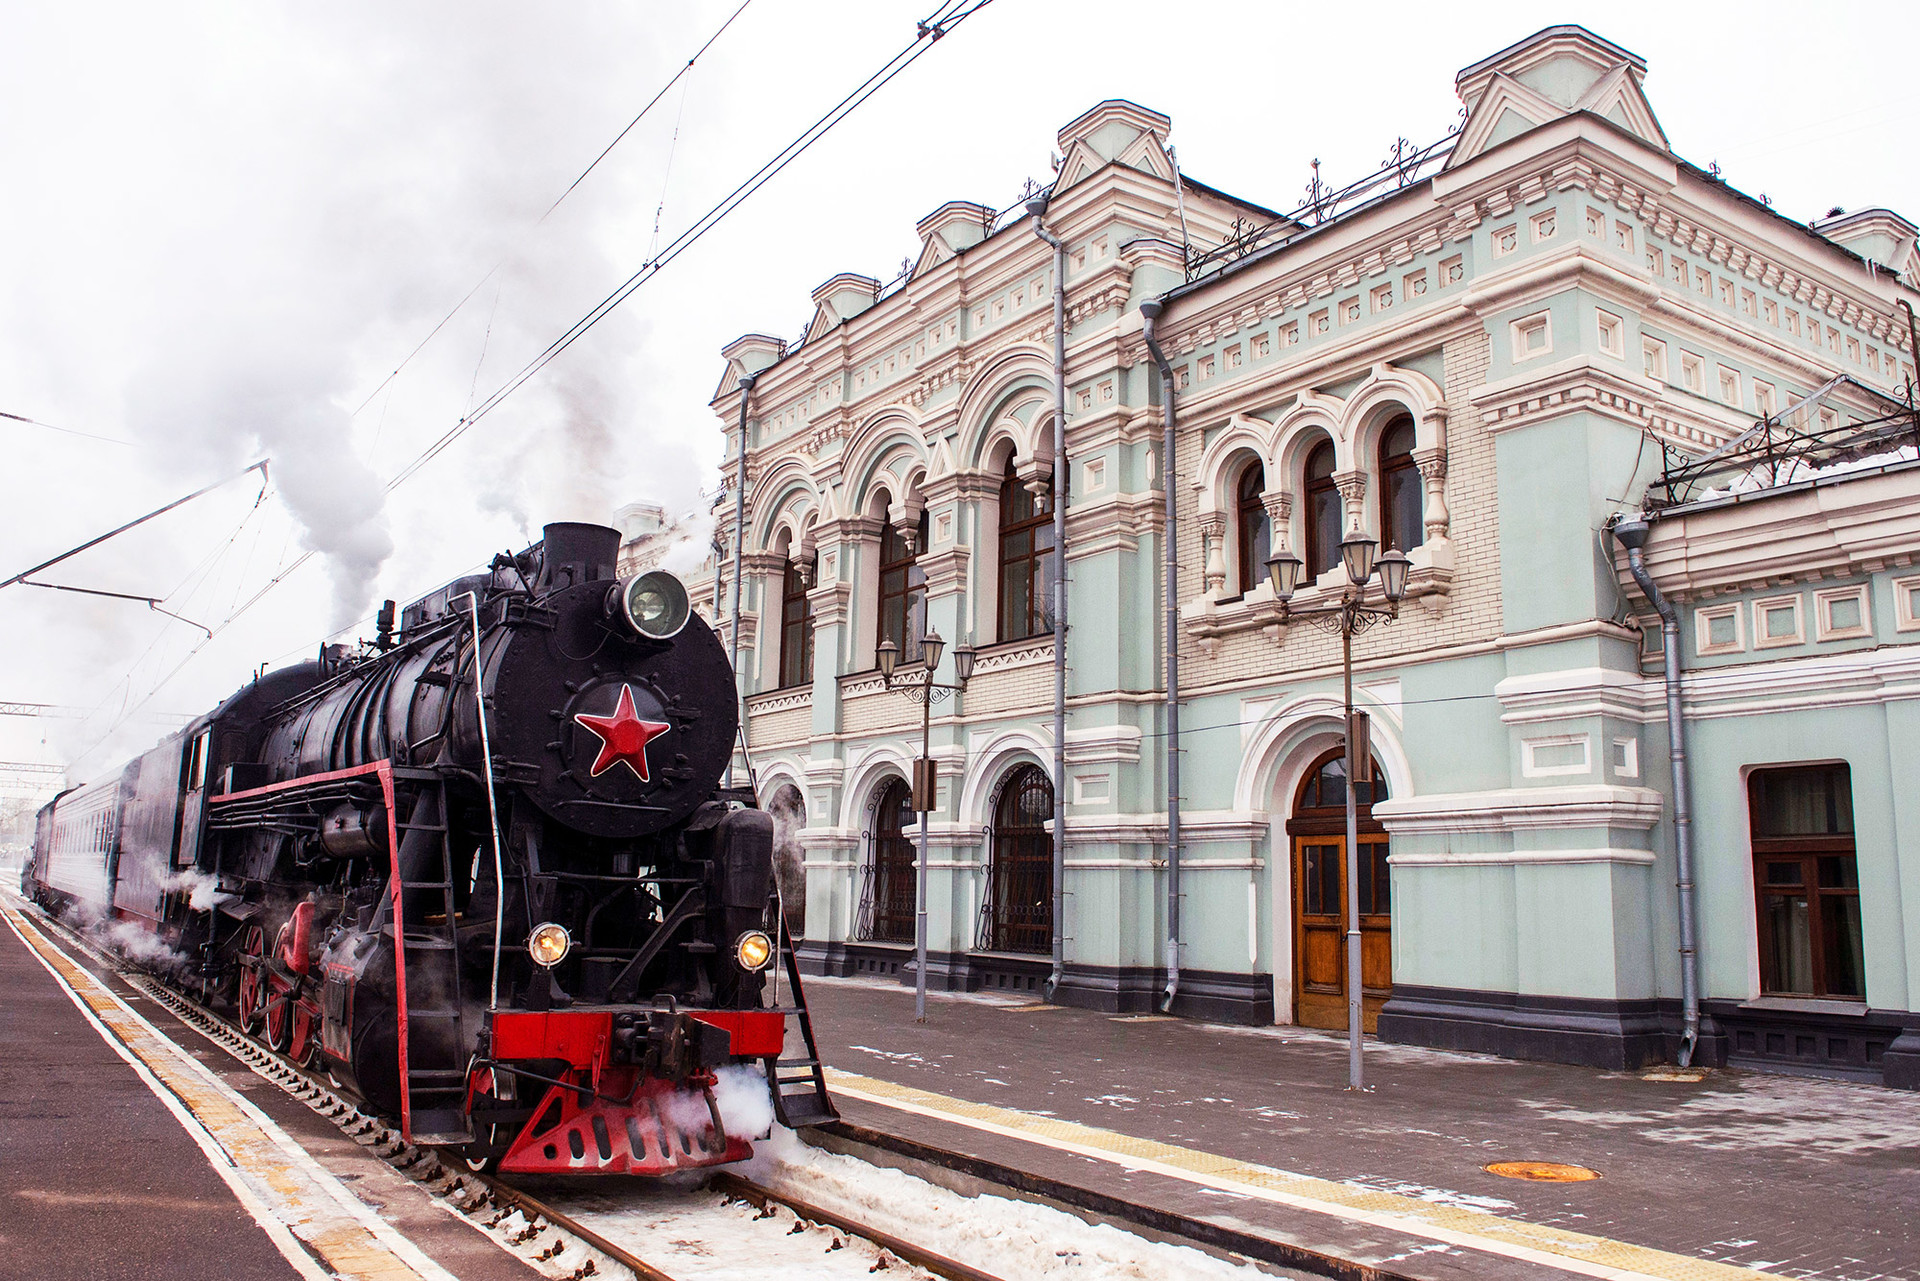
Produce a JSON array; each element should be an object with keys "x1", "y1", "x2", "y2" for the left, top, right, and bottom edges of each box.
[{"x1": 22, "y1": 522, "x2": 834, "y2": 1174}]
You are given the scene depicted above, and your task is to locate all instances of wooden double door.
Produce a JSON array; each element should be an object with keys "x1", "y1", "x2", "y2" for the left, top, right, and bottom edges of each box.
[{"x1": 1288, "y1": 749, "x2": 1392, "y2": 1030}]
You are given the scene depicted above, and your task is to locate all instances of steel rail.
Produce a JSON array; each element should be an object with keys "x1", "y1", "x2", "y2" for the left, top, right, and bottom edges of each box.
[
  {"x1": 711, "y1": 1172, "x2": 1005, "y2": 1281},
  {"x1": 473, "y1": 1177, "x2": 678, "y2": 1281}
]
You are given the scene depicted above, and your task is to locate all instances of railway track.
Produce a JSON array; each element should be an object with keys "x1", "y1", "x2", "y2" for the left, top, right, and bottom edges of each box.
[{"x1": 34, "y1": 905, "x2": 1366, "y2": 1281}]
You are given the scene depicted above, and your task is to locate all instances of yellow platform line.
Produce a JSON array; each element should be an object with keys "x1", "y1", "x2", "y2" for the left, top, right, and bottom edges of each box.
[
  {"x1": 824, "y1": 1067, "x2": 1778, "y2": 1281},
  {"x1": 4, "y1": 902, "x2": 457, "y2": 1281}
]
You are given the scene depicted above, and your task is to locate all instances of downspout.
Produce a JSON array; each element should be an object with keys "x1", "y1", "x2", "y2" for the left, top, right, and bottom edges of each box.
[
  {"x1": 1612, "y1": 514, "x2": 1700, "y2": 1066},
  {"x1": 1029, "y1": 197, "x2": 1069, "y2": 1002},
  {"x1": 1140, "y1": 299, "x2": 1180, "y2": 1013},
  {"x1": 727, "y1": 373, "x2": 756, "y2": 788}
]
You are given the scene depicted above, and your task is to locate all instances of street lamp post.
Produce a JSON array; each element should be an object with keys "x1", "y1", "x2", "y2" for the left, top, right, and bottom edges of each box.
[
  {"x1": 877, "y1": 628, "x2": 977, "y2": 1022},
  {"x1": 1265, "y1": 535, "x2": 1411, "y2": 1091}
]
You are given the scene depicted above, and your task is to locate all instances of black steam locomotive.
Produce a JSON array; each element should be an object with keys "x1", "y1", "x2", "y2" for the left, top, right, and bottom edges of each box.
[{"x1": 23, "y1": 522, "x2": 833, "y2": 1174}]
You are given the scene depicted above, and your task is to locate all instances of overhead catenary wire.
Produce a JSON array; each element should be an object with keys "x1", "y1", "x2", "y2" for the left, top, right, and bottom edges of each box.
[
  {"x1": 348, "y1": 0, "x2": 759, "y2": 423},
  {"x1": 384, "y1": 0, "x2": 997, "y2": 493},
  {"x1": 0, "y1": 409, "x2": 132, "y2": 446},
  {"x1": 59, "y1": 0, "x2": 998, "y2": 764},
  {"x1": 0, "y1": 461, "x2": 269, "y2": 593}
]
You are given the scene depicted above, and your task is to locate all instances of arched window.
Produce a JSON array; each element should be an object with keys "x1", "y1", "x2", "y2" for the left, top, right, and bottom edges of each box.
[
  {"x1": 1378, "y1": 415, "x2": 1422, "y2": 554},
  {"x1": 1304, "y1": 439, "x2": 1341, "y2": 579},
  {"x1": 1234, "y1": 461, "x2": 1270, "y2": 596},
  {"x1": 778, "y1": 555, "x2": 815, "y2": 689},
  {"x1": 858, "y1": 778, "x2": 917, "y2": 943},
  {"x1": 982, "y1": 765, "x2": 1053, "y2": 954},
  {"x1": 998, "y1": 459, "x2": 1054, "y2": 641},
  {"x1": 877, "y1": 510, "x2": 929, "y2": 664}
]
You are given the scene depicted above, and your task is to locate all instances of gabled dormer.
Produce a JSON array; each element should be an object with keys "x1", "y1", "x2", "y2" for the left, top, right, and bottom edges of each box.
[
  {"x1": 1052, "y1": 99, "x2": 1174, "y2": 193},
  {"x1": 912, "y1": 200, "x2": 996, "y2": 276},
  {"x1": 713, "y1": 333, "x2": 785, "y2": 401},
  {"x1": 1447, "y1": 24, "x2": 1668, "y2": 169},
  {"x1": 1812, "y1": 208, "x2": 1920, "y2": 282},
  {"x1": 804, "y1": 273, "x2": 882, "y2": 343}
]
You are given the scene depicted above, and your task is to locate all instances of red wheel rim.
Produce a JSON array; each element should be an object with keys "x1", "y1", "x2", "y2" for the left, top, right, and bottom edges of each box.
[
  {"x1": 237, "y1": 926, "x2": 265, "y2": 1032},
  {"x1": 264, "y1": 975, "x2": 293, "y2": 1053}
]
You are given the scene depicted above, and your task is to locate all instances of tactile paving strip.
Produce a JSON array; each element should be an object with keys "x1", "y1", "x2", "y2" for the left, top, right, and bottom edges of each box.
[{"x1": 824, "y1": 1068, "x2": 1778, "y2": 1281}]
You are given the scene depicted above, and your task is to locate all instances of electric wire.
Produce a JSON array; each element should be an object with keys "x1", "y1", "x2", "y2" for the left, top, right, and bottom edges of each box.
[
  {"x1": 347, "y1": 0, "x2": 758, "y2": 422},
  {"x1": 0, "y1": 409, "x2": 132, "y2": 446},
  {"x1": 383, "y1": 0, "x2": 996, "y2": 493},
  {"x1": 59, "y1": 0, "x2": 996, "y2": 765}
]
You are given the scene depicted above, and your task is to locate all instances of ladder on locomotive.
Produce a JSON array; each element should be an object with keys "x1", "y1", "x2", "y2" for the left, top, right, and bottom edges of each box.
[
  {"x1": 392, "y1": 772, "x2": 471, "y2": 1143},
  {"x1": 763, "y1": 918, "x2": 838, "y2": 1128}
]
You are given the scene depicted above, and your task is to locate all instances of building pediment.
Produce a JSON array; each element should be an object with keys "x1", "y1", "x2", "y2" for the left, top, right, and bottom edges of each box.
[{"x1": 1448, "y1": 26, "x2": 1667, "y2": 169}]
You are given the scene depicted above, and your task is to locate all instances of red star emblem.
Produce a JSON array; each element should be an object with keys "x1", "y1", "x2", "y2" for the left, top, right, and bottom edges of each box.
[{"x1": 573, "y1": 685, "x2": 671, "y2": 781}]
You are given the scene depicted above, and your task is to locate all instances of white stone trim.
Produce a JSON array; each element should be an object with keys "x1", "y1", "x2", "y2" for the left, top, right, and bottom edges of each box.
[
  {"x1": 1812, "y1": 584, "x2": 1872, "y2": 642},
  {"x1": 1496, "y1": 666, "x2": 1661, "y2": 725},
  {"x1": 1695, "y1": 601, "x2": 1745, "y2": 656},
  {"x1": 1750, "y1": 593, "x2": 1804, "y2": 649},
  {"x1": 1521, "y1": 733, "x2": 1592, "y2": 778},
  {"x1": 1389, "y1": 846, "x2": 1655, "y2": 867},
  {"x1": 1372, "y1": 784, "x2": 1664, "y2": 835},
  {"x1": 1676, "y1": 644, "x2": 1920, "y2": 720},
  {"x1": 1894, "y1": 574, "x2": 1920, "y2": 633}
]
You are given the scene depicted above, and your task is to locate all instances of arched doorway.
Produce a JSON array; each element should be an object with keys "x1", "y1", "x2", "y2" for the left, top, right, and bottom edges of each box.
[
  {"x1": 1288, "y1": 747, "x2": 1391, "y2": 1030},
  {"x1": 857, "y1": 778, "x2": 916, "y2": 944},
  {"x1": 979, "y1": 765, "x2": 1053, "y2": 954}
]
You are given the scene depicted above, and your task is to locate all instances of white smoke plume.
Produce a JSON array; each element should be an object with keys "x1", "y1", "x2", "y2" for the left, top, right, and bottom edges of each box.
[
  {"x1": 160, "y1": 868, "x2": 237, "y2": 913},
  {"x1": 766, "y1": 784, "x2": 807, "y2": 935},
  {"x1": 711, "y1": 1062, "x2": 776, "y2": 1140}
]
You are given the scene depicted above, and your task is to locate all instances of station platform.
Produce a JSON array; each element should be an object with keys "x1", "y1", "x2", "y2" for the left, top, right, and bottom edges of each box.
[
  {"x1": 800, "y1": 974, "x2": 1920, "y2": 1281},
  {"x1": 0, "y1": 898, "x2": 540, "y2": 1281}
]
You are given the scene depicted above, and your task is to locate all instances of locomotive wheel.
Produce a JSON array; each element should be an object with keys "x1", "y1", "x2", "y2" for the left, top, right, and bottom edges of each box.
[
  {"x1": 237, "y1": 925, "x2": 267, "y2": 1034},
  {"x1": 263, "y1": 977, "x2": 295, "y2": 1054}
]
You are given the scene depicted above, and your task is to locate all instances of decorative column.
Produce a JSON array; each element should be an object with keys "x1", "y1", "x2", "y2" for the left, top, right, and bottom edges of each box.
[
  {"x1": 1412, "y1": 447, "x2": 1451, "y2": 544},
  {"x1": 1260, "y1": 489, "x2": 1295, "y2": 550},
  {"x1": 1198, "y1": 512, "x2": 1227, "y2": 597},
  {"x1": 1333, "y1": 469, "x2": 1369, "y2": 535}
]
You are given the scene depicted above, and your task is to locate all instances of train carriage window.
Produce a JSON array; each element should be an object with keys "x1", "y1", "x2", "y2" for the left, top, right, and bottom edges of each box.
[{"x1": 186, "y1": 729, "x2": 211, "y2": 791}]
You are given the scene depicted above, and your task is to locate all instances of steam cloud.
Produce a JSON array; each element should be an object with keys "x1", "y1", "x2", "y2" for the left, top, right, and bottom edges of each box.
[{"x1": 766, "y1": 784, "x2": 807, "y2": 935}]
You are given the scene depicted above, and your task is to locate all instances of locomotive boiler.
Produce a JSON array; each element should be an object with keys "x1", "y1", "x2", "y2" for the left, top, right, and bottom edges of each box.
[{"x1": 23, "y1": 522, "x2": 834, "y2": 1174}]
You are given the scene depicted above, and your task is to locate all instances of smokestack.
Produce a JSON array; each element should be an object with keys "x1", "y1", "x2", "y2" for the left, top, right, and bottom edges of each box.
[{"x1": 536, "y1": 522, "x2": 621, "y2": 592}]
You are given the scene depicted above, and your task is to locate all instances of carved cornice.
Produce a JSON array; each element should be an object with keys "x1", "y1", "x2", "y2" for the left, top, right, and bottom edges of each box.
[
  {"x1": 1470, "y1": 357, "x2": 1741, "y2": 451},
  {"x1": 746, "y1": 687, "x2": 814, "y2": 715}
]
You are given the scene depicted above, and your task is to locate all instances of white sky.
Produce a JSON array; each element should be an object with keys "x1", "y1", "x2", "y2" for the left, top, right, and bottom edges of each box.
[{"x1": 3, "y1": 0, "x2": 1915, "y2": 783}]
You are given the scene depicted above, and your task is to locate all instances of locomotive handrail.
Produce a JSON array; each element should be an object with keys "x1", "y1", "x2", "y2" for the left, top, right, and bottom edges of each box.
[{"x1": 454, "y1": 589, "x2": 509, "y2": 1013}]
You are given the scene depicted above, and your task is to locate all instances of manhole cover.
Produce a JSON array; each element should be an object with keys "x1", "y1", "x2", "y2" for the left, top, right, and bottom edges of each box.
[{"x1": 1486, "y1": 1161, "x2": 1601, "y2": 1182}]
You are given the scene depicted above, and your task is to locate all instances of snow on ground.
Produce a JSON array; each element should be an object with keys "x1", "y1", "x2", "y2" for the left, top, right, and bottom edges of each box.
[{"x1": 734, "y1": 1126, "x2": 1269, "y2": 1279}]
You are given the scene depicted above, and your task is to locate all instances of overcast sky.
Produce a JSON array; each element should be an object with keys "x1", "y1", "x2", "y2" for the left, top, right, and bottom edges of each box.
[{"x1": 3, "y1": 0, "x2": 1915, "y2": 784}]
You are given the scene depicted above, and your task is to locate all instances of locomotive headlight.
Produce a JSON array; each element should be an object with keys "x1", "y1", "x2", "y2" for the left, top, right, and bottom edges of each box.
[
  {"x1": 613, "y1": 570, "x2": 691, "y2": 640},
  {"x1": 734, "y1": 929, "x2": 774, "y2": 973},
  {"x1": 527, "y1": 922, "x2": 571, "y2": 969}
]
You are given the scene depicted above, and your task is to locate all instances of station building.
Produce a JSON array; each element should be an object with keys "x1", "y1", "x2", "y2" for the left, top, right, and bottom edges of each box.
[{"x1": 696, "y1": 26, "x2": 1920, "y2": 1087}]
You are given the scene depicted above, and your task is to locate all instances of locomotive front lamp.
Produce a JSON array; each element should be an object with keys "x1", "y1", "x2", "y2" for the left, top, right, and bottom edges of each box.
[
  {"x1": 1340, "y1": 531, "x2": 1378, "y2": 587},
  {"x1": 734, "y1": 929, "x2": 774, "y2": 973},
  {"x1": 1265, "y1": 549, "x2": 1304, "y2": 601},
  {"x1": 527, "y1": 922, "x2": 572, "y2": 969},
  {"x1": 1377, "y1": 546, "x2": 1413, "y2": 603},
  {"x1": 920, "y1": 628, "x2": 945, "y2": 673},
  {"x1": 615, "y1": 570, "x2": 691, "y2": 640},
  {"x1": 877, "y1": 638, "x2": 899, "y2": 682}
]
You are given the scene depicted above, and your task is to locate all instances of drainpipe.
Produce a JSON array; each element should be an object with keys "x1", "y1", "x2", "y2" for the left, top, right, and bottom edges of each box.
[
  {"x1": 1140, "y1": 300, "x2": 1180, "y2": 1013},
  {"x1": 727, "y1": 374, "x2": 756, "y2": 788},
  {"x1": 1612, "y1": 514, "x2": 1700, "y2": 1066},
  {"x1": 1029, "y1": 197, "x2": 1069, "y2": 1002}
]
